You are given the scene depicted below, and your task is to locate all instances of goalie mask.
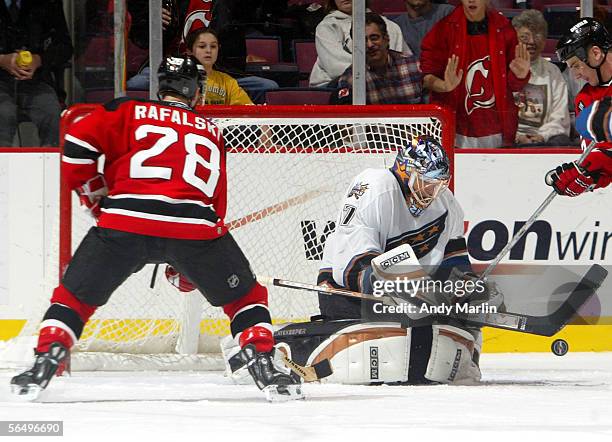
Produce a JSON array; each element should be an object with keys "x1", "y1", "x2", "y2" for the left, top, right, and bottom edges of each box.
[{"x1": 391, "y1": 136, "x2": 450, "y2": 217}]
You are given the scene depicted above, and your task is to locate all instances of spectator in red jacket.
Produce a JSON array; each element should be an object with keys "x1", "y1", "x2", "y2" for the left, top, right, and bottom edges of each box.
[{"x1": 420, "y1": 0, "x2": 531, "y2": 148}]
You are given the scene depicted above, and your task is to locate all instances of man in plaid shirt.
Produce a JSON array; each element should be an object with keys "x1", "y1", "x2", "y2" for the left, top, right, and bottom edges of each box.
[{"x1": 333, "y1": 12, "x2": 423, "y2": 105}]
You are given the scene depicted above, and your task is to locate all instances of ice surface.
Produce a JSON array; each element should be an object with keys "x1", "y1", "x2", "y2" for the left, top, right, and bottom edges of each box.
[{"x1": 0, "y1": 353, "x2": 611, "y2": 441}]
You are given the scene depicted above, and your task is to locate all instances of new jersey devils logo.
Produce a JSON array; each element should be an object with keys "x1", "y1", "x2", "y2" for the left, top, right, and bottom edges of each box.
[
  {"x1": 182, "y1": 0, "x2": 213, "y2": 42},
  {"x1": 464, "y1": 56, "x2": 495, "y2": 115}
]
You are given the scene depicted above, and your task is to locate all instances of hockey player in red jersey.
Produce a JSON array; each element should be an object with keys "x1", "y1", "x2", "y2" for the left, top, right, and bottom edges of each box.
[
  {"x1": 546, "y1": 18, "x2": 612, "y2": 196},
  {"x1": 10, "y1": 56, "x2": 302, "y2": 401}
]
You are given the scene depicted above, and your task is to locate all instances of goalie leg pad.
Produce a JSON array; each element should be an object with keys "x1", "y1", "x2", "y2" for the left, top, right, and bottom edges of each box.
[
  {"x1": 276, "y1": 320, "x2": 412, "y2": 385},
  {"x1": 320, "y1": 323, "x2": 410, "y2": 384},
  {"x1": 224, "y1": 320, "x2": 482, "y2": 385},
  {"x1": 425, "y1": 324, "x2": 481, "y2": 384}
]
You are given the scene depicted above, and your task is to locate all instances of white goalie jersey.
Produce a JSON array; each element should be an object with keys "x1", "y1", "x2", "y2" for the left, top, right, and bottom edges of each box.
[{"x1": 319, "y1": 168, "x2": 468, "y2": 293}]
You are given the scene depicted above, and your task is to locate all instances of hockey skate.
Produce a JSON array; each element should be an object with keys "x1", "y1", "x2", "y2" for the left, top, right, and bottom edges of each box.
[
  {"x1": 10, "y1": 343, "x2": 70, "y2": 401},
  {"x1": 238, "y1": 344, "x2": 304, "y2": 402}
]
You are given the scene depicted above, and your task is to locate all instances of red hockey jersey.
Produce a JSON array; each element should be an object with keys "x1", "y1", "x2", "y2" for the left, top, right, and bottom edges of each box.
[
  {"x1": 62, "y1": 98, "x2": 228, "y2": 240},
  {"x1": 575, "y1": 79, "x2": 612, "y2": 153},
  {"x1": 574, "y1": 80, "x2": 612, "y2": 188}
]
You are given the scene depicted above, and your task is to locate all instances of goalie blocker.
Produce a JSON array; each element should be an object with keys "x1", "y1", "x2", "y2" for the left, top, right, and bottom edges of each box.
[{"x1": 224, "y1": 320, "x2": 482, "y2": 385}]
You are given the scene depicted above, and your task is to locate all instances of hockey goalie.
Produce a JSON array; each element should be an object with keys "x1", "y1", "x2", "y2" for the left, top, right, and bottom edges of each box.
[{"x1": 220, "y1": 136, "x2": 505, "y2": 385}]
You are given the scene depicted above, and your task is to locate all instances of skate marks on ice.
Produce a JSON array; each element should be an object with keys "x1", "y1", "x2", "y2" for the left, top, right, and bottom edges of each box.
[
  {"x1": 0, "y1": 354, "x2": 609, "y2": 441},
  {"x1": 0, "y1": 371, "x2": 377, "y2": 404}
]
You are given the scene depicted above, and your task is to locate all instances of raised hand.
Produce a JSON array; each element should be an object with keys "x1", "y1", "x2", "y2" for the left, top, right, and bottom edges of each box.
[
  {"x1": 510, "y1": 43, "x2": 530, "y2": 79},
  {"x1": 443, "y1": 54, "x2": 463, "y2": 92}
]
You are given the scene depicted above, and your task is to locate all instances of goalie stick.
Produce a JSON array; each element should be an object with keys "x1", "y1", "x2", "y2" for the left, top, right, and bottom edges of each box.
[
  {"x1": 227, "y1": 347, "x2": 333, "y2": 382},
  {"x1": 259, "y1": 263, "x2": 608, "y2": 337},
  {"x1": 280, "y1": 353, "x2": 333, "y2": 382}
]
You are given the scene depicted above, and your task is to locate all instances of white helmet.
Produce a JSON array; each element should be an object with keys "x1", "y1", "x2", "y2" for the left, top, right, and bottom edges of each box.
[{"x1": 390, "y1": 136, "x2": 451, "y2": 216}]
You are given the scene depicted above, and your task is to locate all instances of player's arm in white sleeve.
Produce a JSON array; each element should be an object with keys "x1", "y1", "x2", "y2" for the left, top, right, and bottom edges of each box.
[
  {"x1": 324, "y1": 172, "x2": 395, "y2": 294},
  {"x1": 432, "y1": 190, "x2": 473, "y2": 282}
]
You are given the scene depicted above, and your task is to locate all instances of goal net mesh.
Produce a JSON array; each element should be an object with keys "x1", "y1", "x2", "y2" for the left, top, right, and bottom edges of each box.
[{"x1": 10, "y1": 105, "x2": 453, "y2": 370}]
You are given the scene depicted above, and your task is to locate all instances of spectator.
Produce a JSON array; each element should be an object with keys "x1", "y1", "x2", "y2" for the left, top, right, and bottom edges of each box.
[
  {"x1": 393, "y1": 0, "x2": 454, "y2": 59},
  {"x1": 0, "y1": 0, "x2": 73, "y2": 146},
  {"x1": 512, "y1": 10, "x2": 571, "y2": 146},
  {"x1": 332, "y1": 13, "x2": 422, "y2": 104},
  {"x1": 127, "y1": 0, "x2": 277, "y2": 103},
  {"x1": 563, "y1": 67, "x2": 587, "y2": 140},
  {"x1": 309, "y1": 0, "x2": 409, "y2": 88},
  {"x1": 127, "y1": 0, "x2": 189, "y2": 56},
  {"x1": 186, "y1": 27, "x2": 252, "y2": 105},
  {"x1": 421, "y1": 0, "x2": 531, "y2": 148}
]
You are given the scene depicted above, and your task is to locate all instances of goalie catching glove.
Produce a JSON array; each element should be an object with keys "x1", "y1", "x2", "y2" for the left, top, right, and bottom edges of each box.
[
  {"x1": 545, "y1": 151, "x2": 611, "y2": 197},
  {"x1": 75, "y1": 174, "x2": 108, "y2": 220},
  {"x1": 370, "y1": 244, "x2": 505, "y2": 315},
  {"x1": 165, "y1": 265, "x2": 196, "y2": 292}
]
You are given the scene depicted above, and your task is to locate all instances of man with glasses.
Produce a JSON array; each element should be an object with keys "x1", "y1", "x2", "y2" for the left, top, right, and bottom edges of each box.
[{"x1": 331, "y1": 12, "x2": 423, "y2": 104}]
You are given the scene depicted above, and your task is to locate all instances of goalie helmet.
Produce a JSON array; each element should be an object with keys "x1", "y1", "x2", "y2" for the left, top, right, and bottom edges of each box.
[
  {"x1": 157, "y1": 56, "x2": 202, "y2": 102},
  {"x1": 556, "y1": 18, "x2": 612, "y2": 64},
  {"x1": 391, "y1": 136, "x2": 450, "y2": 217}
]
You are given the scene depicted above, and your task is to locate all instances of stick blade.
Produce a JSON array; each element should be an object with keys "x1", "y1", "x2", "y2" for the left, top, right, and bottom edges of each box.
[
  {"x1": 524, "y1": 264, "x2": 608, "y2": 336},
  {"x1": 312, "y1": 359, "x2": 333, "y2": 379}
]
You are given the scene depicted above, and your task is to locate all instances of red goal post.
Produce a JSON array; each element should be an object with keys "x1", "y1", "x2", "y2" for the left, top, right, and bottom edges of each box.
[
  {"x1": 59, "y1": 104, "x2": 455, "y2": 275},
  {"x1": 53, "y1": 103, "x2": 455, "y2": 369}
]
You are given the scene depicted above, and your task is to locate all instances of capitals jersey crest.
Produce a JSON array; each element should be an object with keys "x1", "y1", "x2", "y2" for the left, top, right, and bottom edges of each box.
[{"x1": 348, "y1": 182, "x2": 369, "y2": 200}]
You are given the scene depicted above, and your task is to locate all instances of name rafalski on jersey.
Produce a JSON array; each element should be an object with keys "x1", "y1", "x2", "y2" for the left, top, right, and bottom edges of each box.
[
  {"x1": 348, "y1": 182, "x2": 369, "y2": 199},
  {"x1": 134, "y1": 104, "x2": 219, "y2": 137}
]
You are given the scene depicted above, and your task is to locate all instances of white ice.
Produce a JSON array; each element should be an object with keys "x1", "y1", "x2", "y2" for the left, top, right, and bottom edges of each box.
[{"x1": 1, "y1": 353, "x2": 611, "y2": 442}]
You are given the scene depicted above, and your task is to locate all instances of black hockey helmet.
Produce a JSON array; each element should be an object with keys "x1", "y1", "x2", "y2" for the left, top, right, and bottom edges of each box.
[
  {"x1": 556, "y1": 18, "x2": 612, "y2": 63},
  {"x1": 157, "y1": 55, "x2": 201, "y2": 101}
]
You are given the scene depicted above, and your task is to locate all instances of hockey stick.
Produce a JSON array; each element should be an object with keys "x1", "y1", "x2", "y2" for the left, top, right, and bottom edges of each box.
[
  {"x1": 481, "y1": 140, "x2": 598, "y2": 279},
  {"x1": 227, "y1": 347, "x2": 333, "y2": 382},
  {"x1": 259, "y1": 263, "x2": 608, "y2": 336},
  {"x1": 280, "y1": 353, "x2": 333, "y2": 382}
]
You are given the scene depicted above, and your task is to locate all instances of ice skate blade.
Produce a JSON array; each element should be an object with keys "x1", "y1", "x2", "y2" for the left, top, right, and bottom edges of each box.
[
  {"x1": 263, "y1": 384, "x2": 304, "y2": 402},
  {"x1": 11, "y1": 384, "x2": 43, "y2": 402}
]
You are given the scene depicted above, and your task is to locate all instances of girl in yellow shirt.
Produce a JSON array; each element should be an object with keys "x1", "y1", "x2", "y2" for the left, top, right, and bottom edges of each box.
[{"x1": 186, "y1": 27, "x2": 253, "y2": 105}]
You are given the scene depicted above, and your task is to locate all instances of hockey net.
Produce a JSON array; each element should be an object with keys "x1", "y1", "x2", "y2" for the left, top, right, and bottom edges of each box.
[{"x1": 7, "y1": 104, "x2": 454, "y2": 371}]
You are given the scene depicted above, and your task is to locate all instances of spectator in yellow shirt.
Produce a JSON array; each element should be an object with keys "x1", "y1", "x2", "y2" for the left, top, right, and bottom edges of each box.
[{"x1": 186, "y1": 27, "x2": 253, "y2": 105}]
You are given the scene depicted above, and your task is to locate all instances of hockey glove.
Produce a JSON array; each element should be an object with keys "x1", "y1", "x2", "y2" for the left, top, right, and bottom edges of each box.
[
  {"x1": 448, "y1": 269, "x2": 505, "y2": 312},
  {"x1": 165, "y1": 265, "x2": 196, "y2": 293},
  {"x1": 75, "y1": 174, "x2": 108, "y2": 220},
  {"x1": 545, "y1": 157, "x2": 611, "y2": 197}
]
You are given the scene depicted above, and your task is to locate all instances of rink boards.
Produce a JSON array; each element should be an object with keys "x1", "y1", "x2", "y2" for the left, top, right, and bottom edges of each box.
[{"x1": 0, "y1": 149, "x2": 610, "y2": 352}]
